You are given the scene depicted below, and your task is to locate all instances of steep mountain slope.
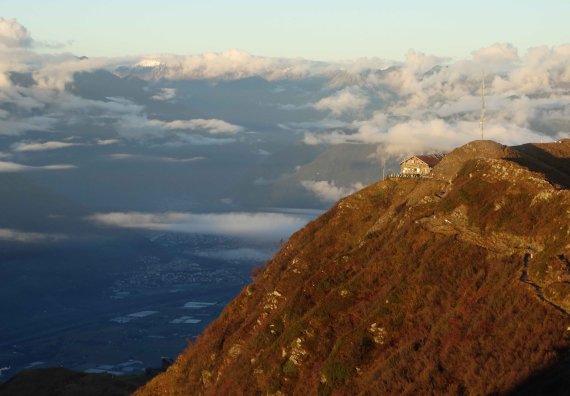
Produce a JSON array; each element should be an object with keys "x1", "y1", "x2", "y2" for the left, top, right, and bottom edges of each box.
[{"x1": 137, "y1": 140, "x2": 570, "y2": 396}]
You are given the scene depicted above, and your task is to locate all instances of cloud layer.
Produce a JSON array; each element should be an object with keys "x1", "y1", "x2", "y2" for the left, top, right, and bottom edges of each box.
[
  {"x1": 125, "y1": 50, "x2": 335, "y2": 81},
  {"x1": 0, "y1": 160, "x2": 76, "y2": 172},
  {"x1": 108, "y1": 153, "x2": 206, "y2": 163},
  {"x1": 313, "y1": 88, "x2": 369, "y2": 115},
  {"x1": 303, "y1": 43, "x2": 570, "y2": 157},
  {"x1": 0, "y1": 17, "x2": 32, "y2": 48},
  {"x1": 301, "y1": 180, "x2": 365, "y2": 203},
  {"x1": 12, "y1": 141, "x2": 80, "y2": 152},
  {"x1": 115, "y1": 114, "x2": 244, "y2": 143},
  {"x1": 0, "y1": 16, "x2": 567, "y2": 161},
  {"x1": 0, "y1": 228, "x2": 65, "y2": 243},
  {"x1": 163, "y1": 119, "x2": 244, "y2": 134},
  {"x1": 88, "y1": 211, "x2": 312, "y2": 241}
]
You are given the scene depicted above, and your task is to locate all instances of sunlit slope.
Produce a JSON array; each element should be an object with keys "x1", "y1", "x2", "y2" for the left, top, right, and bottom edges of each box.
[{"x1": 137, "y1": 139, "x2": 570, "y2": 395}]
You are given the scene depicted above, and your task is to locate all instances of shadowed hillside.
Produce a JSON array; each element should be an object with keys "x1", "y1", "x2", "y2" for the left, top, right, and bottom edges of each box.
[
  {"x1": 0, "y1": 368, "x2": 154, "y2": 396},
  {"x1": 136, "y1": 139, "x2": 570, "y2": 395},
  {"x1": 511, "y1": 139, "x2": 570, "y2": 189}
]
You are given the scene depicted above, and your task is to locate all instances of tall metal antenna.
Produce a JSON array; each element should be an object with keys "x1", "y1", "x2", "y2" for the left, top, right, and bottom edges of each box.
[{"x1": 480, "y1": 73, "x2": 486, "y2": 140}]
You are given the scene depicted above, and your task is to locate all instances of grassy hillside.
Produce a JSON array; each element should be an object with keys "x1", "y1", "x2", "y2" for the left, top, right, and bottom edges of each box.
[{"x1": 136, "y1": 139, "x2": 570, "y2": 395}]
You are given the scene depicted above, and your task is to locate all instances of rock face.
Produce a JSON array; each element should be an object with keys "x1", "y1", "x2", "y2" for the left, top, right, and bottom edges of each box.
[{"x1": 136, "y1": 140, "x2": 570, "y2": 396}]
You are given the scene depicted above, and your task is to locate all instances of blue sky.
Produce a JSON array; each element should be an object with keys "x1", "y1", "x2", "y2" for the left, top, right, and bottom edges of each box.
[{"x1": 2, "y1": 0, "x2": 568, "y2": 60}]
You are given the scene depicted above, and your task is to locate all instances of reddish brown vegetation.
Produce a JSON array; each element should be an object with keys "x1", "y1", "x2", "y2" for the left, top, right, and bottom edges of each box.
[{"x1": 136, "y1": 140, "x2": 570, "y2": 396}]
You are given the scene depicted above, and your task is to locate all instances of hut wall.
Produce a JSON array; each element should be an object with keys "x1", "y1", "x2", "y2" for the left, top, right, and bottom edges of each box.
[{"x1": 400, "y1": 157, "x2": 432, "y2": 175}]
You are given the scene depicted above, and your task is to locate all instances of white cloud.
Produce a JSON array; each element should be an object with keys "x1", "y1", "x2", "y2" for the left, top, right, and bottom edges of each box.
[
  {"x1": 115, "y1": 113, "x2": 243, "y2": 143},
  {"x1": 405, "y1": 49, "x2": 449, "y2": 74},
  {"x1": 492, "y1": 45, "x2": 570, "y2": 95},
  {"x1": 0, "y1": 18, "x2": 32, "y2": 48},
  {"x1": 376, "y1": 120, "x2": 483, "y2": 156},
  {"x1": 165, "y1": 135, "x2": 236, "y2": 146},
  {"x1": 108, "y1": 153, "x2": 206, "y2": 162},
  {"x1": 471, "y1": 43, "x2": 520, "y2": 65},
  {"x1": 0, "y1": 160, "x2": 76, "y2": 172},
  {"x1": 0, "y1": 18, "x2": 567, "y2": 159},
  {"x1": 304, "y1": 43, "x2": 570, "y2": 156},
  {"x1": 12, "y1": 140, "x2": 80, "y2": 152},
  {"x1": 122, "y1": 51, "x2": 399, "y2": 82},
  {"x1": 152, "y1": 88, "x2": 176, "y2": 101},
  {"x1": 301, "y1": 180, "x2": 364, "y2": 203},
  {"x1": 307, "y1": 116, "x2": 561, "y2": 157},
  {"x1": 303, "y1": 113, "x2": 388, "y2": 145},
  {"x1": 163, "y1": 118, "x2": 244, "y2": 134},
  {"x1": 313, "y1": 88, "x2": 369, "y2": 115},
  {"x1": 0, "y1": 228, "x2": 66, "y2": 243},
  {"x1": 10, "y1": 137, "x2": 118, "y2": 152},
  {"x1": 122, "y1": 49, "x2": 333, "y2": 81},
  {"x1": 32, "y1": 56, "x2": 130, "y2": 91},
  {"x1": 96, "y1": 138, "x2": 120, "y2": 145},
  {"x1": 0, "y1": 116, "x2": 58, "y2": 135},
  {"x1": 88, "y1": 211, "x2": 311, "y2": 241}
]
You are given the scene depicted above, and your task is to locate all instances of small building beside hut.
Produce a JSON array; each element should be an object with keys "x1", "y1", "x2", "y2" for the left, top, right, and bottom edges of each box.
[{"x1": 399, "y1": 154, "x2": 445, "y2": 176}]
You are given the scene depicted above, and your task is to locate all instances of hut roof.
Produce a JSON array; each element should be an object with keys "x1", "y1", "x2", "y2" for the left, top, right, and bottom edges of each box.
[{"x1": 400, "y1": 154, "x2": 445, "y2": 167}]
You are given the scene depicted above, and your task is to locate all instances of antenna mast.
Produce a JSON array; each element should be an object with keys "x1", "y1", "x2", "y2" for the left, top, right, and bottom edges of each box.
[{"x1": 480, "y1": 73, "x2": 486, "y2": 140}]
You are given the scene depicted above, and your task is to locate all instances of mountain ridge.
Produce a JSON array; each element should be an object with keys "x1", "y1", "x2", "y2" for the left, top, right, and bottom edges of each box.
[{"x1": 135, "y1": 139, "x2": 570, "y2": 395}]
